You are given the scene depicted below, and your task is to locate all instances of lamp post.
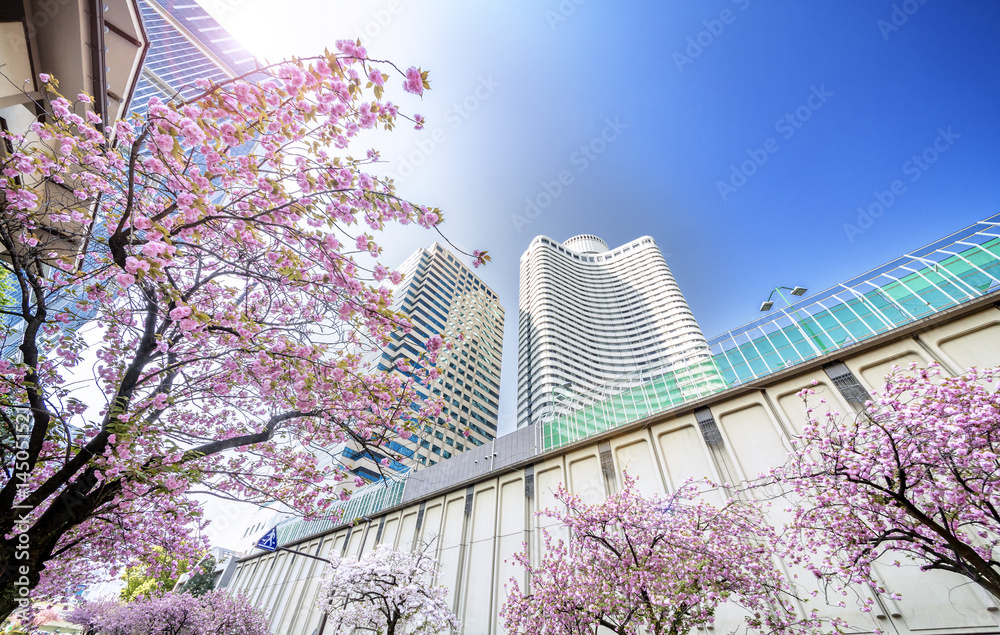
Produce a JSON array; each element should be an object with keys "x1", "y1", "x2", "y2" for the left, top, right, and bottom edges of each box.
[
  {"x1": 759, "y1": 285, "x2": 807, "y2": 312},
  {"x1": 543, "y1": 382, "x2": 575, "y2": 443},
  {"x1": 547, "y1": 382, "x2": 573, "y2": 421},
  {"x1": 759, "y1": 286, "x2": 829, "y2": 354}
]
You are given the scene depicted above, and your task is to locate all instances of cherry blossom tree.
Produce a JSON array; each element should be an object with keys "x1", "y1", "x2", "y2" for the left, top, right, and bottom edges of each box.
[
  {"x1": 0, "y1": 40, "x2": 484, "y2": 618},
  {"x1": 65, "y1": 590, "x2": 268, "y2": 635},
  {"x1": 772, "y1": 364, "x2": 1000, "y2": 601},
  {"x1": 502, "y1": 476, "x2": 830, "y2": 635},
  {"x1": 315, "y1": 543, "x2": 460, "y2": 635}
]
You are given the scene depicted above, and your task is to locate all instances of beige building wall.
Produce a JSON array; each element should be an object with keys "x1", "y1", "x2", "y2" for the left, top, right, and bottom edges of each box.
[{"x1": 228, "y1": 297, "x2": 1000, "y2": 635}]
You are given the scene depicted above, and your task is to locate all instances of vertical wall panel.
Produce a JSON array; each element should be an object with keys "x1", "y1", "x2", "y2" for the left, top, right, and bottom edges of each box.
[
  {"x1": 567, "y1": 451, "x2": 605, "y2": 505},
  {"x1": 534, "y1": 460, "x2": 566, "y2": 512},
  {"x1": 716, "y1": 400, "x2": 789, "y2": 479},
  {"x1": 418, "y1": 499, "x2": 444, "y2": 549},
  {"x1": 655, "y1": 424, "x2": 715, "y2": 490},
  {"x1": 380, "y1": 513, "x2": 400, "y2": 546},
  {"x1": 914, "y1": 310, "x2": 1000, "y2": 373},
  {"x1": 397, "y1": 510, "x2": 418, "y2": 552},
  {"x1": 773, "y1": 378, "x2": 849, "y2": 436},
  {"x1": 360, "y1": 520, "x2": 380, "y2": 555},
  {"x1": 462, "y1": 483, "x2": 499, "y2": 635},
  {"x1": 533, "y1": 460, "x2": 567, "y2": 555},
  {"x1": 343, "y1": 523, "x2": 365, "y2": 558},
  {"x1": 844, "y1": 340, "x2": 933, "y2": 391},
  {"x1": 495, "y1": 475, "x2": 526, "y2": 635},
  {"x1": 437, "y1": 495, "x2": 468, "y2": 609},
  {"x1": 611, "y1": 434, "x2": 664, "y2": 495},
  {"x1": 936, "y1": 323, "x2": 1000, "y2": 371}
]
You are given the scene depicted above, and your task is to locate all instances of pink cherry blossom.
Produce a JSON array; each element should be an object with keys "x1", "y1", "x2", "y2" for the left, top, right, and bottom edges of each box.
[
  {"x1": 403, "y1": 67, "x2": 425, "y2": 96},
  {"x1": 765, "y1": 363, "x2": 1000, "y2": 602},
  {"x1": 424, "y1": 334, "x2": 443, "y2": 353},
  {"x1": 169, "y1": 306, "x2": 193, "y2": 320},
  {"x1": 0, "y1": 53, "x2": 488, "y2": 618},
  {"x1": 503, "y1": 475, "x2": 834, "y2": 635},
  {"x1": 115, "y1": 272, "x2": 135, "y2": 286},
  {"x1": 66, "y1": 591, "x2": 268, "y2": 635}
]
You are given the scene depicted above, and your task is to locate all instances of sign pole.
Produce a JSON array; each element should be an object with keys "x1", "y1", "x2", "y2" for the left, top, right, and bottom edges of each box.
[{"x1": 255, "y1": 528, "x2": 332, "y2": 635}]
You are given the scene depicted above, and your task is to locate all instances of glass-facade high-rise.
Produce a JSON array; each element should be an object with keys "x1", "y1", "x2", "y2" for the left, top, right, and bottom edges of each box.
[
  {"x1": 341, "y1": 243, "x2": 505, "y2": 480},
  {"x1": 130, "y1": 0, "x2": 258, "y2": 118},
  {"x1": 517, "y1": 234, "x2": 720, "y2": 428}
]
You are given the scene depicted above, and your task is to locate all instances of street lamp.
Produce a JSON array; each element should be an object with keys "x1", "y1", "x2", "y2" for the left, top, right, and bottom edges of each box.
[
  {"x1": 547, "y1": 382, "x2": 573, "y2": 419},
  {"x1": 759, "y1": 286, "x2": 807, "y2": 312},
  {"x1": 758, "y1": 285, "x2": 829, "y2": 356}
]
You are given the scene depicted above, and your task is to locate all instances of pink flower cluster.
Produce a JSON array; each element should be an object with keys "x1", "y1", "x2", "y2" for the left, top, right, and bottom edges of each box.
[
  {"x1": 403, "y1": 67, "x2": 425, "y2": 96},
  {"x1": 770, "y1": 363, "x2": 1000, "y2": 603}
]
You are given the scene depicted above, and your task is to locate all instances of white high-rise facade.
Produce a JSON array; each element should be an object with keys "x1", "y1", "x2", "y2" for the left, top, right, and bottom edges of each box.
[{"x1": 517, "y1": 234, "x2": 714, "y2": 427}]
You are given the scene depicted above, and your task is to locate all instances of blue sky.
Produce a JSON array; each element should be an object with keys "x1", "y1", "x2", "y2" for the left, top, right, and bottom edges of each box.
[{"x1": 203, "y1": 0, "x2": 1000, "y2": 436}]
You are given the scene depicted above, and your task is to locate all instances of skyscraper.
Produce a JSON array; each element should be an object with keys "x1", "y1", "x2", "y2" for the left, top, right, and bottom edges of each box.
[
  {"x1": 341, "y1": 243, "x2": 505, "y2": 480},
  {"x1": 129, "y1": 0, "x2": 258, "y2": 118},
  {"x1": 517, "y1": 234, "x2": 718, "y2": 428}
]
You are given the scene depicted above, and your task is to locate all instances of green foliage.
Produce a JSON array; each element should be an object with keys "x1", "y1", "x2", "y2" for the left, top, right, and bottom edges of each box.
[
  {"x1": 119, "y1": 548, "x2": 192, "y2": 602},
  {"x1": 179, "y1": 557, "x2": 217, "y2": 597},
  {"x1": 0, "y1": 266, "x2": 13, "y2": 308}
]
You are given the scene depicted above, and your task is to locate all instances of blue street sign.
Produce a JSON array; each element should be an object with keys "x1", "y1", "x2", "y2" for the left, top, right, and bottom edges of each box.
[{"x1": 255, "y1": 527, "x2": 278, "y2": 552}]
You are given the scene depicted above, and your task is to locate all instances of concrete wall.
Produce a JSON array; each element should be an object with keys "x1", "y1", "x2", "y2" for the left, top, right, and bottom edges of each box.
[{"x1": 228, "y1": 299, "x2": 1000, "y2": 635}]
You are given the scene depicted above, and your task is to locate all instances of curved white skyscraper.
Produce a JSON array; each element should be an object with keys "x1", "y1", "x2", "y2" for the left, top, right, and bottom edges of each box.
[{"x1": 517, "y1": 234, "x2": 714, "y2": 427}]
